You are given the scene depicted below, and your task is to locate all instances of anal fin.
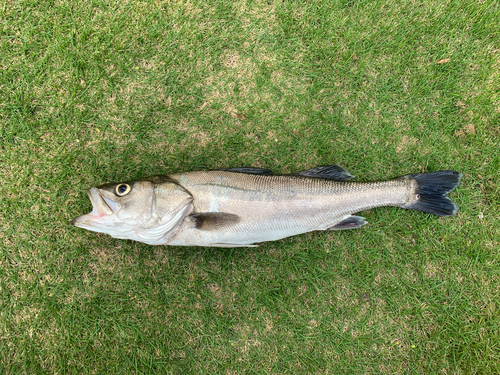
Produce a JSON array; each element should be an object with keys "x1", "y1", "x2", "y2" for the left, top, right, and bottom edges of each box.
[{"x1": 328, "y1": 216, "x2": 367, "y2": 230}]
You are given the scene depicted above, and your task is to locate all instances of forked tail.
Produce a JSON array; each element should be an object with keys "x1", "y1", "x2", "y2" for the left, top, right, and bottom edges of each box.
[{"x1": 402, "y1": 171, "x2": 462, "y2": 216}]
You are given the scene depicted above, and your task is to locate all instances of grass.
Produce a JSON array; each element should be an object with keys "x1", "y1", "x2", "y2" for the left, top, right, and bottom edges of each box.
[{"x1": 1, "y1": 0, "x2": 499, "y2": 373}]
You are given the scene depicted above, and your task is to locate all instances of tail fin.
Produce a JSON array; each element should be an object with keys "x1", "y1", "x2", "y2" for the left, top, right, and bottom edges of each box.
[{"x1": 402, "y1": 171, "x2": 462, "y2": 216}]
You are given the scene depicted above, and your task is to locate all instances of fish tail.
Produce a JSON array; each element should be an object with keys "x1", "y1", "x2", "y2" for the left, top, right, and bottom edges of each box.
[{"x1": 402, "y1": 171, "x2": 462, "y2": 216}]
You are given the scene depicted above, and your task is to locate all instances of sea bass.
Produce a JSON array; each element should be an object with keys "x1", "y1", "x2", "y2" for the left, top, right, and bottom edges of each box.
[{"x1": 72, "y1": 166, "x2": 462, "y2": 247}]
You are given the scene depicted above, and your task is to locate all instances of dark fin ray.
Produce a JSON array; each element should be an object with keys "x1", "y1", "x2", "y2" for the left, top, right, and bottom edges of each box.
[
  {"x1": 403, "y1": 171, "x2": 462, "y2": 216},
  {"x1": 296, "y1": 165, "x2": 354, "y2": 180},
  {"x1": 216, "y1": 167, "x2": 273, "y2": 175},
  {"x1": 328, "y1": 216, "x2": 367, "y2": 230},
  {"x1": 210, "y1": 243, "x2": 259, "y2": 248},
  {"x1": 190, "y1": 212, "x2": 241, "y2": 231}
]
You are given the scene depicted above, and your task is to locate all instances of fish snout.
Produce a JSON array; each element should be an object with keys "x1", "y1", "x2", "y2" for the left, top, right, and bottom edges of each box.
[{"x1": 71, "y1": 188, "x2": 118, "y2": 228}]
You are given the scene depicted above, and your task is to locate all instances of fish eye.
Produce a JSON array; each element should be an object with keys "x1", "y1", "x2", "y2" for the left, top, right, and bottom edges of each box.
[{"x1": 115, "y1": 183, "x2": 131, "y2": 196}]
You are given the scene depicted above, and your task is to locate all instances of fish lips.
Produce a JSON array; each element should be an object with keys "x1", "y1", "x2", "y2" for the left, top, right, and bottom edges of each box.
[{"x1": 71, "y1": 188, "x2": 118, "y2": 228}]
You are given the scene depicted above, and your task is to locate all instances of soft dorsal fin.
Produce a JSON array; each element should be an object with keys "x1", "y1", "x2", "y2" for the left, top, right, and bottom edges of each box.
[
  {"x1": 190, "y1": 212, "x2": 241, "y2": 231},
  {"x1": 216, "y1": 167, "x2": 273, "y2": 175},
  {"x1": 296, "y1": 165, "x2": 354, "y2": 180}
]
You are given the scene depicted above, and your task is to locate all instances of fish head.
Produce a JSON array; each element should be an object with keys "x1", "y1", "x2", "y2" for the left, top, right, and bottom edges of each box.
[{"x1": 72, "y1": 176, "x2": 192, "y2": 244}]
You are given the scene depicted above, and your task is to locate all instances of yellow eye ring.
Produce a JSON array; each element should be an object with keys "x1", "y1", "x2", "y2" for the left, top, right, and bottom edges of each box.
[{"x1": 115, "y1": 183, "x2": 131, "y2": 196}]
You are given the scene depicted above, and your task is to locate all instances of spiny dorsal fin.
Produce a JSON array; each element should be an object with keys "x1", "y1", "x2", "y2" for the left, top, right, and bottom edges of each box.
[
  {"x1": 216, "y1": 167, "x2": 273, "y2": 175},
  {"x1": 190, "y1": 212, "x2": 241, "y2": 231},
  {"x1": 296, "y1": 165, "x2": 354, "y2": 180}
]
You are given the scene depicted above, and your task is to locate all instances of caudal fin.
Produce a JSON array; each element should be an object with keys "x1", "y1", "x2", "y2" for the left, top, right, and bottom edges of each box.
[{"x1": 403, "y1": 171, "x2": 462, "y2": 216}]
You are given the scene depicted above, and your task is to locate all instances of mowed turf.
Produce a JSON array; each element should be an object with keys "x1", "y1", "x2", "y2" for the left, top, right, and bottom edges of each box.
[{"x1": 1, "y1": 0, "x2": 499, "y2": 373}]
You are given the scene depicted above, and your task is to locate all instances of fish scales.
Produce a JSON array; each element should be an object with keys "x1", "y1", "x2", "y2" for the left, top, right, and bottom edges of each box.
[
  {"x1": 72, "y1": 166, "x2": 462, "y2": 247},
  {"x1": 165, "y1": 171, "x2": 410, "y2": 246}
]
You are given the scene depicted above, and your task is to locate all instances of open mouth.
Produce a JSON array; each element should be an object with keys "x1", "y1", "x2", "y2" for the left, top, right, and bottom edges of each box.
[{"x1": 71, "y1": 188, "x2": 117, "y2": 227}]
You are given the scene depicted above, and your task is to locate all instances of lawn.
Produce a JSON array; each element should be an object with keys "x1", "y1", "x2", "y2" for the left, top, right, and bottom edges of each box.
[{"x1": 1, "y1": 0, "x2": 499, "y2": 373}]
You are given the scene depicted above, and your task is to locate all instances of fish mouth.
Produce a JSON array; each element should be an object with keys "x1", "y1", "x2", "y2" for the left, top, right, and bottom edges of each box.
[{"x1": 71, "y1": 188, "x2": 117, "y2": 227}]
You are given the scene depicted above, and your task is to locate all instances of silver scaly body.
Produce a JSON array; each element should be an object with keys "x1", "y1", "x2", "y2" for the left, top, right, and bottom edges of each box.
[
  {"x1": 72, "y1": 166, "x2": 462, "y2": 247},
  {"x1": 165, "y1": 171, "x2": 414, "y2": 247}
]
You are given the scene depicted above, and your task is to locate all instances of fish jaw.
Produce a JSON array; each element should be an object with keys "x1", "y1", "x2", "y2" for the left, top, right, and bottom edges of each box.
[{"x1": 71, "y1": 188, "x2": 119, "y2": 231}]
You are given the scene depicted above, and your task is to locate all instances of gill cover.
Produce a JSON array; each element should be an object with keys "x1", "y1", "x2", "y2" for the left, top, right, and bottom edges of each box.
[{"x1": 146, "y1": 176, "x2": 194, "y2": 243}]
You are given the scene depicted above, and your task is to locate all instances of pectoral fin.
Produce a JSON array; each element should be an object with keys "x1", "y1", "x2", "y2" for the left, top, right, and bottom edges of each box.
[
  {"x1": 296, "y1": 165, "x2": 354, "y2": 180},
  {"x1": 328, "y1": 216, "x2": 367, "y2": 230},
  {"x1": 190, "y1": 212, "x2": 241, "y2": 231}
]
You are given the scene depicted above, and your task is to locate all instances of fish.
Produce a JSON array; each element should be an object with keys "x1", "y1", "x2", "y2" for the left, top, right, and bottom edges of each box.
[{"x1": 72, "y1": 166, "x2": 462, "y2": 247}]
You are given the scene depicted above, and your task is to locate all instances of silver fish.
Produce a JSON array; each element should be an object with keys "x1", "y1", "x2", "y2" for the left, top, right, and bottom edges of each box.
[{"x1": 72, "y1": 166, "x2": 462, "y2": 247}]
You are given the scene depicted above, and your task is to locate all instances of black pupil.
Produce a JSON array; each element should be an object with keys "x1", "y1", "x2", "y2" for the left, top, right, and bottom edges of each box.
[{"x1": 118, "y1": 185, "x2": 128, "y2": 194}]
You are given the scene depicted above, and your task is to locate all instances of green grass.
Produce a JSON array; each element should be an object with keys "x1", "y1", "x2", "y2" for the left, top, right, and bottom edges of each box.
[{"x1": 1, "y1": 0, "x2": 499, "y2": 373}]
